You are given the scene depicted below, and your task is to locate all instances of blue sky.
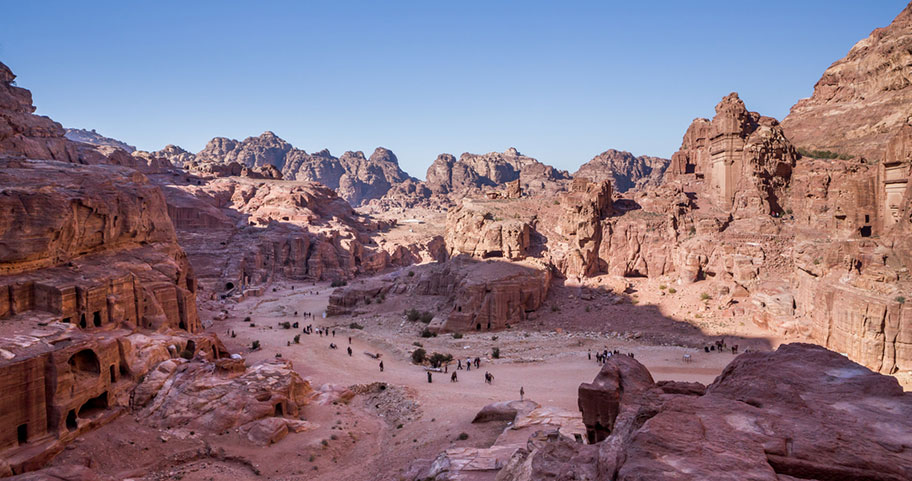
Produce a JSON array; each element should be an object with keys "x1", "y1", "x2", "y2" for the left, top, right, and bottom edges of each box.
[{"x1": 0, "y1": 1, "x2": 906, "y2": 178}]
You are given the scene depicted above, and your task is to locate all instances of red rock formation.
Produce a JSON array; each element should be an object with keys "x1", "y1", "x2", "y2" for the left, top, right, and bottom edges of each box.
[
  {"x1": 425, "y1": 147, "x2": 570, "y2": 199},
  {"x1": 499, "y1": 344, "x2": 912, "y2": 481},
  {"x1": 64, "y1": 128, "x2": 135, "y2": 153},
  {"x1": 782, "y1": 3, "x2": 912, "y2": 161},
  {"x1": 0, "y1": 62, "x2": 79, "y2": 163},
  {"x1": 574, "y1": 149, "x2": 669, "y2": 193},
  {"x1": 182, "y1": 132, "x2": 413, "y2": 205}
]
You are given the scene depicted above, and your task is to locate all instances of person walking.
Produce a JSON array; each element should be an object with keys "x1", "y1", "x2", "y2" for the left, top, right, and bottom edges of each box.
[
  {"x1": 588, "y1": 349, "x2": 591, "y2": 361},
  {"x1": 379, "y1": 361, "x2": 384, "y2": 372},
  {"x1": 520, "y1": 386, "x2": 524, "y2": 401},
  {"x1": 347, "y1": 346, "x2": 352, "y2": 356},
  {"x1": 427, "y1": 371, "x2": 432, "y2": 383},
  {"x1": 451, "y1": 371, "x2": 457, "y2": 382}
]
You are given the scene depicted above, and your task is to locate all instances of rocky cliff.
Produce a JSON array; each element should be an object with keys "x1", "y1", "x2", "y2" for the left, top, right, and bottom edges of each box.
[
  {"x1": 64, "y1": 128, "x2": 136, "y2": 153},
  {"x1": 497, "y1": 343, "x2": 912, "y2": 481},
  {"x1": 782, "y1": 2, "x2": 912, "y2": 161},
  {"x1": 179, "y1": 131, "x2": 414, "y2": 206},
  {"x1": 574, "y1": 149, "x2": 669, "y2": 192}
]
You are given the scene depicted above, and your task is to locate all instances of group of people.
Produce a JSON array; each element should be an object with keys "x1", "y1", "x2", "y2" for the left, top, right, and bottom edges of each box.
[
  {"x1": 456, "y1": 357, "x2": 482, "y2": 371},
  {"x1": 293, "y1": 311, "x2": 317, "y2": 318},
  {"x1": 704, "y1": 338, "x2": 738, "y2": 354},
  {"x1": 590, "y1": 349, "x2": 634, "y2": 364},
  {"x1": 301, "y1": 324, "x2": 336, "y2": 338}
]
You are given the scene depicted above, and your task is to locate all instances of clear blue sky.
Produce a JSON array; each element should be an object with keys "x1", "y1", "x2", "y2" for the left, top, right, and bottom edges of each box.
[{"x1": 1, "y1": 1, "x2": 906, "y2": 178}]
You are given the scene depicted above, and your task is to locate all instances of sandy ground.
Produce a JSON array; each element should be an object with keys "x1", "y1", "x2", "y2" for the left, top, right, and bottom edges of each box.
[{"x1": 48, "y1": 275, "x2": 908, "y2": 480}]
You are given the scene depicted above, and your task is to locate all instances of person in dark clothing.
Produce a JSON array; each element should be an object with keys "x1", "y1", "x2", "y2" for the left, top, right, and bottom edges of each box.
[
  {"x1": 427, "y1": 371, "x2": 432, "y2": 383},
  {"x1": 451, "y1": 371, "x2": 457, "y2": 382},
  {"x1": 379, "y1": 361, "x2": 384, "y2": 372},
  {"x1": 347, "y1": 346, "x2": 352, "y2": 356}
]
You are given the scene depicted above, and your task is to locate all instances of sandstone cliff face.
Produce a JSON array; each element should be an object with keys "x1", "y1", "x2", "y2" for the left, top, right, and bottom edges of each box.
[
  {"x1": 782, "y1": 3, "x2": 912, "y2": 161},
  {"x1": 574, "y1": 149, "x2": 669, "y2": 193},
  {"x1": 668, "y1": 92, "x2": 796, "y2": 217},
  {"x1": 149, "y1": 144, "x2": 194, "y2": 168},
  {"x1": 0, "y1": 62, "x2": 78, "y2": 163},
  {"x1": 425, "y1": 147, "x2": 570, "y2": 199},
  {"x1": 498, "y1": 344, "x2": 912, "y2": 481},
  {"x1": 156, "y1": 173, "x2": 445, "y2": 293}
]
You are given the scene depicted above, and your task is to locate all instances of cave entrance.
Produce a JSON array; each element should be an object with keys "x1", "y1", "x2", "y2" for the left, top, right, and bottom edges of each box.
[
  {"x1": 79, "y1": 313, "x2": 87, "y2": 329},
  {"x1": 66, "y1": 410, "x2": 77, "y2": 432},
  {"x1": 860, "y1": 225, "x2": 872, "y2": 237},
  {"x1": 179, "y1": 321, "x2": 187, "y2": 331},
  {"x1": 68, "y1": 349, "x2": 101, "y2": 376},
  {"x1": 482, "y1": 251, "x2": 503, "y2": 259},
  {"x1": 181, "y1": 340, "x2": 196, "y2": 359},
  {"x1": 476, "y1": 323, "x2": 481, "y2": 331},
  {"x1": 17, "y1": 424, "x2": 27, "y2": 445},
  {"x1": 78, "y1": 392, "x2": 108, "y2": 419},
  {"x1": 93, "y1": 311, "x2": 101, "y2": 327},
  {"x1": 109, "y1": 365, "x2": 116, "y2": 383},
  {"x1": 225, "y1": 282, "x2": 235, "y2": 291},
  {"x1": 62, "y1": 317, "x2": 71, "y2": 324},
  {"x1": 274, "y1": 403, "x2": 284, "y2": 417}
]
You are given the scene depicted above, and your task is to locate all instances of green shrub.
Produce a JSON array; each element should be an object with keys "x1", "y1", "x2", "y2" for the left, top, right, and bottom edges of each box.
[
  {"x1": 452, "y1": 332, "x2": 463, "y2": 339},
  {"x1": 457, "y1": 432, "x2": 469, "y2": 440},
  {"x1": 659, "y1": 284, "x2": 667, "y2": 290},
  {"x1": 492, "y1": 347, "x2": 500, "y2": 359},
  {"x1": 364, "y1": 298, "x2": 372, "y2": 305},
  {"x1": 551, "y1": 305, "x2": 559, "y2": 312},
  {"x1": 420, "y1": 328, "x2": 437, "y2": 338},
  {"x1": 797, "y1": 147, "x2": 852, "y2": 160},
  {"x1": 411, "y1": 348, "x2": 427, "y2": 364},
  {"x1": 668, "y1": 287, "x2": 677, "y2": 294},
  {"x1": 405, "y1": 308, "x2": 420, "y2": 322},
  {"x1": 251, "y1": 340, "x2": 261, "y2": 350},
  {"x1": 700, "y1": 293, "x2": 712, "y2": 301},
  {"x1": 280, "y1": 321, "x2": 291, "y2": 329},
  {"x1": 428, "y1": 352, "x2": 452, "y2": 368},
  {"x1": 419, "y1": 311, "x2": 434, "y2": 323},
  {"x1": 407, "y1": 271, "x2": 415, "y2": 277},
  {"x1": 293, "y1": 334, "x2": 300, "y2": 344},
  {"x1": 413, "y1": 341, "x2": 423, "y2": 347},
  {"x1": 243, "y1": 316, "x2": 252, "y2": 323},
  {"x1": 349, "y1": 322, "x2": 364, "y2": 330},
  {"x1": 585, "y1": 305, "x2": 591, "y2": 312},
  {"x1": 897, "y1": 296, "x2": 907, "y2": 305}
]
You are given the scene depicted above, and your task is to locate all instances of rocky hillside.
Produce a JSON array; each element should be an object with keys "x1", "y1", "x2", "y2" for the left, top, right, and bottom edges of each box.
[
  {"x1": 574, "y1": 149, "x2": 669, "y2": 192},
  {"x1": 175, "y1": 131, "x2": 414, "y2": 206},
  {"x1": 64, "y1": 128, "x2": 136, "y2": 153},
  {"x1": 782, "y1": 2, "x2": 912, "y2": 161},
  {"x1": 495, "y1": 343, "x2": 912, "y2": 481},
  {"x1": 426, "y1": 147, "x2": 570, "y2": 197}
]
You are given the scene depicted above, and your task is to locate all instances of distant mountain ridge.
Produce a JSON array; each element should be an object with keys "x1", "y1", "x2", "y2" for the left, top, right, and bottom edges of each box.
[{"x1": 64, "y1": 128, "x2": 136, "y2": 153}]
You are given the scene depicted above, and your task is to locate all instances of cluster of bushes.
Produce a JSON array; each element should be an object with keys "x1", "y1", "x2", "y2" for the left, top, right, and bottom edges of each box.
[
  {"x1": 349, "y1": 322, "x2": 364, "y2": 330},
  {"x1": 330, "y1": 279, "x2": 348, "y2": 287},
  {"x1": 410, "y1": 348, "x2": 453, "y2": 367},
  {"x1": 280, "y1": 321, "x2": 291, "y2": 329},
  {"x1": 420, "y1": 328, "x2": 437, "y2": 338},
  {"x1": 405, "y1": 308, "x2": 434, "y2": 323},
  {"x1": 797, "y1": 147, "x2": 852, "y2": 160}
]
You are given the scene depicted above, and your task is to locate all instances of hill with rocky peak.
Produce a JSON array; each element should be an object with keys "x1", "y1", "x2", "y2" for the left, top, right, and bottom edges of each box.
[
  {"x1": 574, "y1": 149, "x2": 669, "y2": 192},
  {"x1": 782, "y1": 2, "x2": 912, "y2": 161},
  {"x1": 63, "y1": 128, "x2": 136, "y2": 153}
]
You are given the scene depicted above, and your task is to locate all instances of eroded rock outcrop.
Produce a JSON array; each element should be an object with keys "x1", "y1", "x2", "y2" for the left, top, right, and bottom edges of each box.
[
  {"x1": 0, "y1": 62, "x2": 79, "y2": 163},
  {"x1": 574, "y1": 149, "x2": 669, "y2": 193},
  {"x1": 782, "y1": 3, "x2": 912, "y2": 161},
  {"x1": 180, "y1": 131, "x2": 414, "y2": 205},
  {"x1": 64, "y1": 128, "x2": 135, "y2": 153},
  {"x1": 425, "y1": 147, "x2": 570, "y2": 199},
  {"x1": 499, "y1": 344, "x2": 912, "y2": 481}
]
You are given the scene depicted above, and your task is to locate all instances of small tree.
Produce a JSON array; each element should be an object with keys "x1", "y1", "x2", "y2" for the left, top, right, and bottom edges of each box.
[
  {"x1": 492, "y1": 347, "x2": 500, "y2": 359},
  {"x1": 411, "y1": 348, "x2": 427, "y2": 364},
  {"x1": 405, "y1": 308, "x2": 420, "y2": 322},
  {"x1": 420, "y1": 328, "x2": 437, "y2": 338},
  {"x1": 252, "y1": 340, "x2": 261, "y2": 350},
  {"x1": 419, "y1": 311, "x2": 434, "y2": 323},
  {"x1": 293, "y1": 334, "x2": 301, "y2": 344},
  {"x1": 428, "y1": 352, "x2": 453, "y2": 368}
]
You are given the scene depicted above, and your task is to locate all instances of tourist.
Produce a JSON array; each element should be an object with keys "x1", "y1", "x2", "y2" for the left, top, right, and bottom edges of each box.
[
  {"x1": 457, "y1": 359, "x2": 462, "y2": 370},
  {"x1": 588, "y1": 349, "x2": 591, "y2": 360},
  {"x1": 474, "y1": 357, "x2": 480, "y2": 369},
  {"x1": 427, "y1": 371, "x2": 432, "y2": 383},
  {"x1": 451, "y1": 371, "x2": 457, "y2": 382},
  {"x1": 379, "y1": 361, "x2": 384, "y2": 372},
  {"x1": 348, "y1": 336, "x2": 352, "y2": 344},
  {"x1": 520, "y1": 386, "x2": 525, "y2": 401},
  {"x1": 347, "y1": 346, "x2": 352, "y2": 356},
  {"x1": 332, "y1": 329, "x2": 335, "y2": 337}
]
